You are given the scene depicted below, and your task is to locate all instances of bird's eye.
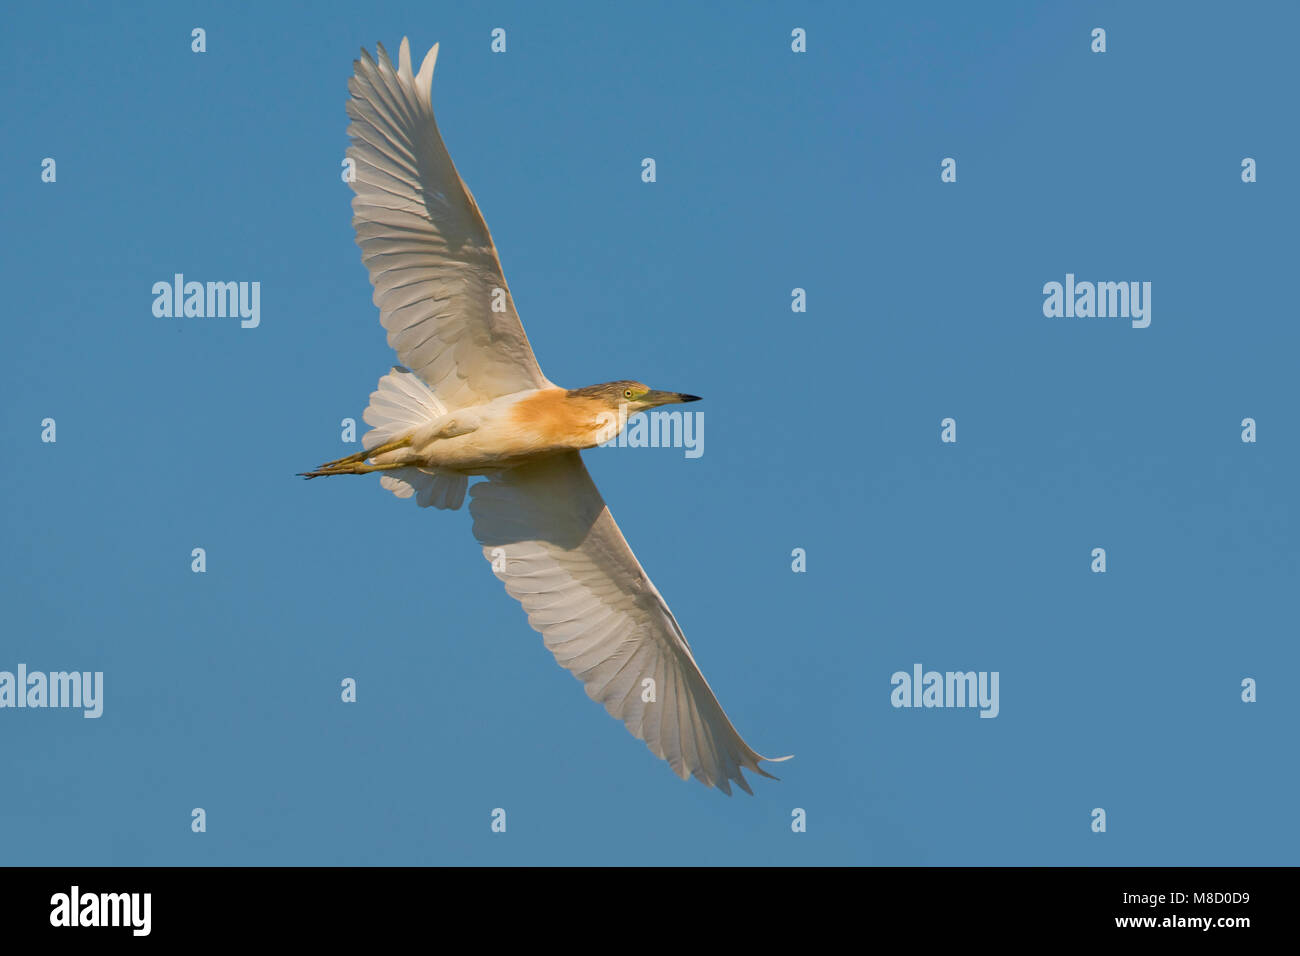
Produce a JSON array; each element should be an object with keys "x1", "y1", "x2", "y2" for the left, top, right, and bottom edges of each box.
[{"x1": 624, "y1": 389, "x2": 634, "y2": 399}]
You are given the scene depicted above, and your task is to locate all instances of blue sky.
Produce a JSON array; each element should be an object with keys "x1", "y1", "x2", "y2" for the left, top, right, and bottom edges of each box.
[{"x1": 2, "y1": 1, "x2": 1296, "y2": 865}]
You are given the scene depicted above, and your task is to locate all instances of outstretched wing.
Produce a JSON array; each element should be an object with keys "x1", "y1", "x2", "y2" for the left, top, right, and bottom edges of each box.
[
  {"x1": 347, "y1": 38, "x2": 551, "y2": 410},
  {"x1": 470, "y1": 452, "x2": 787, "y2": 795}
]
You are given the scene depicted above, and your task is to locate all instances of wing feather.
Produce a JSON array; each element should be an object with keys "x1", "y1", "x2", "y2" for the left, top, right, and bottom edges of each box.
[
  {"x1": 470, "y1": 452, "x2": 786, "y2": 794},
  {"x1": 347, "y1": 39, "x2": 551, "y2": 409}
]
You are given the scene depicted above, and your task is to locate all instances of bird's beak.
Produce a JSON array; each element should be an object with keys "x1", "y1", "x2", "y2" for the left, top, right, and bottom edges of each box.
[{"x1": 643, "y1": 390, "x2": 702, "y2": 407}]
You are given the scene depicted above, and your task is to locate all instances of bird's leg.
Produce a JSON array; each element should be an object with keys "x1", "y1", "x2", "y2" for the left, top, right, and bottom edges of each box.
[
  {"x1": 315, "y1": 435, "x2": 412, "y2": 470},
  {"x1": 298, "y1": 461, "x2": 408, "y2": 479}
]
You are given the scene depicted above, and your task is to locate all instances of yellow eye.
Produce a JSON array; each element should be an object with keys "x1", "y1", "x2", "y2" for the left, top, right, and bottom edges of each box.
[{"x1": 623, "y1": 388, "x2": 634, "y2": 399}]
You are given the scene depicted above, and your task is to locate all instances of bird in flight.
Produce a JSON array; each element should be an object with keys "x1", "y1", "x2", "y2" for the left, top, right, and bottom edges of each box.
[{"x1": 303, "y1": 38, "x2": 787, "y2": 794}]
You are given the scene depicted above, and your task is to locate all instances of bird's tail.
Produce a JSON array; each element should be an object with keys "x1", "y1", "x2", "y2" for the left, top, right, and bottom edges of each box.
[{"x1": 364, "y1": 366, "x2": 468, "y2": 510}]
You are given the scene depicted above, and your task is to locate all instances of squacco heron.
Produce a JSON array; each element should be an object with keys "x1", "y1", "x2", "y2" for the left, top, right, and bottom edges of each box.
[{"x1": 302, "y1": 39, "x2": 787, "y2": 794}]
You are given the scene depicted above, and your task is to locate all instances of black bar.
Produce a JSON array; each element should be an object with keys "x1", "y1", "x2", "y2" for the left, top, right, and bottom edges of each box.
[{"x1": 0, "y1": 866, "x2": 1284, "y2": 941}]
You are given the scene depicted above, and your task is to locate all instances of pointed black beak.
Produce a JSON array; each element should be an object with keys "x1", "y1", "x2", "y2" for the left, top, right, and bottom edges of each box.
[{"x1": 643, "y1": 390, "x2": 702, "y2": 406}]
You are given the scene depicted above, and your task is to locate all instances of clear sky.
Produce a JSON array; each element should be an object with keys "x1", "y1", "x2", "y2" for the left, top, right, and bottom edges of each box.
[{"x1": 3, "y1": 1, "x2": 1296, "y2": 865}]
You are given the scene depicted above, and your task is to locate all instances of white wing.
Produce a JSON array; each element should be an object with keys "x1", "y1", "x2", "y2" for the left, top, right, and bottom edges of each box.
[
  {"x1": 470, "y1": 452, "x2": 787, "y2": 794},
  {"x1": 347, "y1": 39, "x2": 551, "y2": 410}
]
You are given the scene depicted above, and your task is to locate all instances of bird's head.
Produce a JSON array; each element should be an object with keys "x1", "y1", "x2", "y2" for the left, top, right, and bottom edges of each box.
[{"x1": 567, "y1": 381, "x2": 702, "y2": 415}]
